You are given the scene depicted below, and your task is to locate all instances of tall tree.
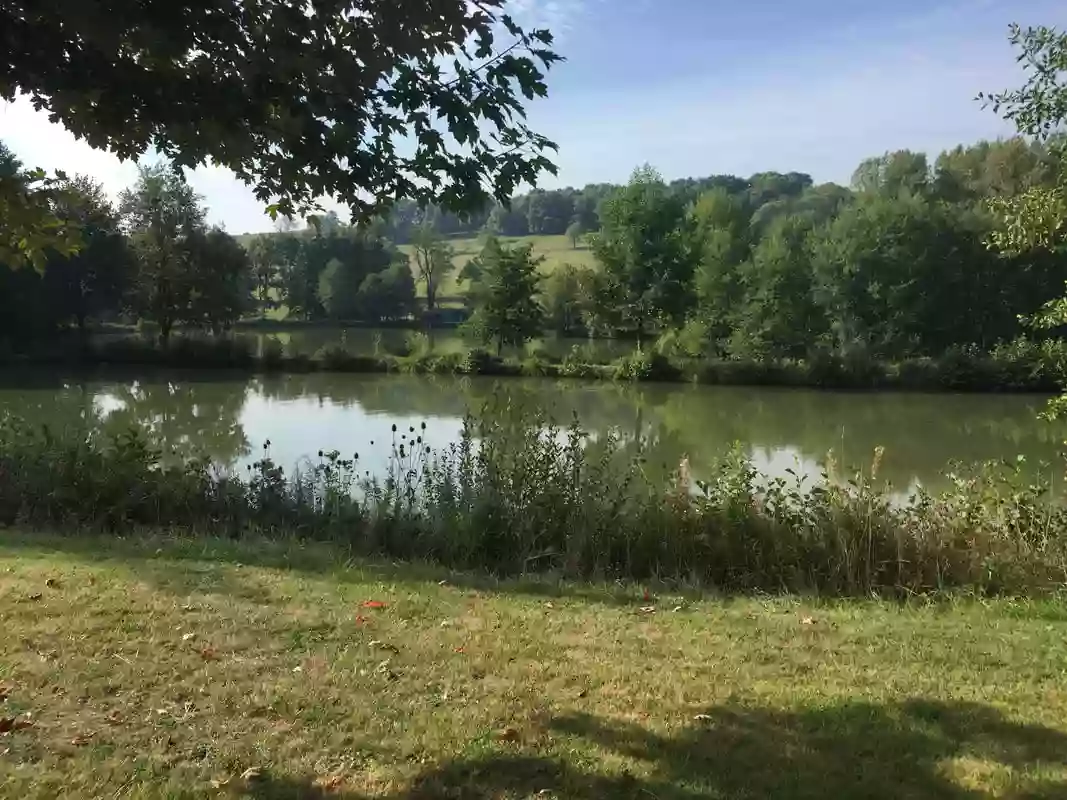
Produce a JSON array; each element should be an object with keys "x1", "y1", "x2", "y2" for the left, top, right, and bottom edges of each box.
[
  {"x1": 411, "y1": 224, "x2": 455, "y2": 312},
  {"x1": 186, "y1": 227, "x2": 251, "y2": 333},
  {"x1": 358, "y1": 264, "x2": 417, "y2": 322},
  {"x1": 851, "y1": 151, "x2": 930, "y2": 196},
  {"x1": 119, "y1": 163, "x2": 207, "y2": 344},
  {"x1": 542, "y1": 263, "x2": 594, "y2": 336},
  {"x1": 690, "y1": 186, "x2": 752, "y2": 348},
  {"x1": 2, "y1": 0, "x2": 561, "y2": 230},
  {"x1": 246, "y1": 237, "x2": 282, "y2": 320},
  {"x1": 463, "y1": 237, "x2": 544, "y2": 353},
  {"x1": 730, "y1": 215, "x2": 825, "y2": 359},
  {"x1": 316, "y1": 236, "x2": 397, "y2": 320},
  {"x1": 980, "y1": 24, "x2": 1067, "y2": 255},
  {"x1": 981, "y1": 23, "x2": 1067, "y2": 413},
  {"x1": 42, "y1": 174, "x2": 131, "y2": 334},
  {"x1": 592, "y1": 166, "x2": 697, "y2": 339},
  {"x1": 565, "y1": 221, "x2": 584, "y2": 249}
]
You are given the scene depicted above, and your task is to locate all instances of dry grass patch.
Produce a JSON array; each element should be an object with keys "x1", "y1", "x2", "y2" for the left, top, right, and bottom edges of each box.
[{"x1": 2, "y1": 532, "x2": 1067, "y2": 799}]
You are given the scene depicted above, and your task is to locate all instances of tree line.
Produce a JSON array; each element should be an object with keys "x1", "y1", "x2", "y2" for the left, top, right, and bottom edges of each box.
[
  {"x1": 0, "y1": 147, "x2": 422, "y2": 348},
  {"x1": 377, "y1": 172, "x2": 812, "y2": 243},
  {"x1": 455, "y1": 137, "x2": 1067, "y2": 360},
  {"x1": 3, "y1": 133, "x2": 1066, "y2": 363}
]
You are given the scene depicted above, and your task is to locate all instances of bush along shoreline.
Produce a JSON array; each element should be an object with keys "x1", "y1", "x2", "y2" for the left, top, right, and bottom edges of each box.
[
  {"x1": 5, "y1": 333, "x2": 1067, "y2": 393},
  {"x1": 2, "y1": 408, "x2": 1065, "y2": 597}
]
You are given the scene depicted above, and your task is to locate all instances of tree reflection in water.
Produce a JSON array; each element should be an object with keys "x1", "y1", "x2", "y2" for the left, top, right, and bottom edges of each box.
[{"x1": 1, "y1": 371, "x2": 1064, "y2": 494}]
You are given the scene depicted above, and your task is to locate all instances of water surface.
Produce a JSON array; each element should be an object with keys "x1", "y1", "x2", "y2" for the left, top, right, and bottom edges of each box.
[{"x1": 1, "y1": 371, "x2": 1063, "y2": 494}]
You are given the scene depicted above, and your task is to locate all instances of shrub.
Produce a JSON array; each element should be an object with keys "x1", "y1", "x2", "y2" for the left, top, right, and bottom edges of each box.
[
  {"x1": 612, "y1": 348, "x2": 681, "y2": 382},
  {"x1": 3, "y1": 407, "x2": 1066, "y2": 596},
  {"x1": 314, "y1": 345, "x2": 384, "y2": 373},
  {"x1": 460, "y1": 347, "x2": 495, "y2": 374}
]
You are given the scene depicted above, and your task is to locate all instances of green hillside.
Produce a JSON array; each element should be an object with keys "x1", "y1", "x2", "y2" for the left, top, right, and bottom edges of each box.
[
  {"x1": 240, "y1": 232, "x2": 600, "y2": 315},
  {"x1": 400, "y1": 233, "x2": 598, "y2": 299}
]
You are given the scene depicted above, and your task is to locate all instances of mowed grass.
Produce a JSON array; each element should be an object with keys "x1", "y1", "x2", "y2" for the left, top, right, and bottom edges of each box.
[
  {"x1": 3, "y1": 532, "x2": 1067, "y2": 799},
  {"x1": 399, "y1": 234, "x2": 598, "y2": 299}
]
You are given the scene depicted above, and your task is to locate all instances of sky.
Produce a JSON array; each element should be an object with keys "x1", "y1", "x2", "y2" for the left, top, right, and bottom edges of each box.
[{"x1": 2, "y1": 0, "x2": 1065, "y2": 234}]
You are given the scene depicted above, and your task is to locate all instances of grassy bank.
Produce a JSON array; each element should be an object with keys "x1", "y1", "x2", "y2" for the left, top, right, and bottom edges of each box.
[
  {"x1": 2, "y1": 407, "x2": 1066, "y2": 597},
  {"x1": 2, "y1": 532, "x2": 1067, "y2": 798},
  {"x1": 9, "y1": 333, "x2": 1067, "y2": 393}
]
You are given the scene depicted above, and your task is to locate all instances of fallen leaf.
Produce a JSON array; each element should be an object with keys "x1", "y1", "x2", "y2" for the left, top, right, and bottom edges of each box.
[
  {"x1": 497, "y1": 727, "x2": 520, "y2": 743},
  {"x1": 70, "y1": 732, "x2": 95, "y2": 746},
  {"x1": 199, "y1": 646, "x2": 217, "y2": 661},
  {"x1": 312, "y1": 774, "x2": 346, "y2": 791},
  {"x1": 181, "y1": 632, "x2": 196, "y2": 642},
  {"x1": 240, "y1": 767, "x2": 263, "y2": 782},
  {"x1": 638, "y1": 606, "x2": 656, "y2": 614},
  {"x1": 0, "y1": 715, "x2": 33, "y2": 732},
  {"x1": 45, "y1": 578, "x2": 60, "y2": 589},
  {"x1": 361, "y1": 600, "x2": 387, "y2": 609}
]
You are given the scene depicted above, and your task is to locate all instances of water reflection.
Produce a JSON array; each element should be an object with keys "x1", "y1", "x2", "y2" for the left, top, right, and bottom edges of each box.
[{"x1": 0, "y1": 371, "x2": 1063, "y2": 493}]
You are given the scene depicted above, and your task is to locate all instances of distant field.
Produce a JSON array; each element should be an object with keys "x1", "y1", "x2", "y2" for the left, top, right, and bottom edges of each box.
[
  {"x1": 399, "y1": 234, "x2": 598, "y2": 299},
  {"x1": 242, "y1": 234, "x2": 598, "y2": 316}
]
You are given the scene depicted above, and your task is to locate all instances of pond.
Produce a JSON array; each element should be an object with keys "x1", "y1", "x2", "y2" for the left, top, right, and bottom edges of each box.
[{"x1": 1, "y1": 371, "x2": 1064, "y2": 496}]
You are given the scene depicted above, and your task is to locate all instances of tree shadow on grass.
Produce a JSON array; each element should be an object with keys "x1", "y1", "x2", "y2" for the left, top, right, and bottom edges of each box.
[{"x1": 244, "y1": 699, "x2": 1067, "y2": 799}]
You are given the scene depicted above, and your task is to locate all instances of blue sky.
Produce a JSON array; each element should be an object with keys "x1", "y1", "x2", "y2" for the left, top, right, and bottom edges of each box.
[{"x1": 2, "y1": 0, "x2": 1065, "y2": 233}]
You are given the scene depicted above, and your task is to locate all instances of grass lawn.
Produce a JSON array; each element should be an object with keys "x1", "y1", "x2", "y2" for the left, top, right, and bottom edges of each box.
[{"x1": 2, "y1": 532, "x2": 1067, "y2": 799}]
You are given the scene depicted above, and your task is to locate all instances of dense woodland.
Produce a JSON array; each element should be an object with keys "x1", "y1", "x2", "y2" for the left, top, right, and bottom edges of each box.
[{"x1": 2, "y1": 134, "x2": 1066, "y2": 363}]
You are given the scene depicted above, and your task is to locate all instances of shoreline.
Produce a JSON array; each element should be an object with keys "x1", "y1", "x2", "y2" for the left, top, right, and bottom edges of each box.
[{"x1": 2, "y1": 338, "x2": 1064, "y2": 394}]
